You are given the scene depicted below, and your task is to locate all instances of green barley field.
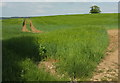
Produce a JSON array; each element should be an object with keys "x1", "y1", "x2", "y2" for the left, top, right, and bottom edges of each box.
[{"x1": 2, "y1": 13, "x2": 118, "y2": 81}]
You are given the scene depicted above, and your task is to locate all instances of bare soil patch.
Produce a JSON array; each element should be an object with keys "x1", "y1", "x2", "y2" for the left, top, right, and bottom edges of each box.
[
  {"x1": 30, "y1": 20, "x2": 42, "y2": 33},
  {"x1": 22, "y1": 19, "x2": 42, "y2": 33},
  {"x1": 22, "y1": 19, "x2": 31, "y2": 32},
  {"x1": 38, "y1": 59, "x2": 58, "y2": 75},
  {"x1": 91, "y1": 29, "x2": 119, "y2": 81},
  {"x1": 38, "y1": 59, "x2": 67, "y2": 79}
]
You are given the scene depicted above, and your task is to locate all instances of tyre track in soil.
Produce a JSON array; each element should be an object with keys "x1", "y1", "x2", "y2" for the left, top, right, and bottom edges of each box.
[{"x1": 91, "y1": 29, "x2": 119, "y2": 81}]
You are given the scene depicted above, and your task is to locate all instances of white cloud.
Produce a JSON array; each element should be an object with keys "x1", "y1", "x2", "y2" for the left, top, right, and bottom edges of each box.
[
  {"x1": 2, "y1": 0, "x2": 120, "y2": 2},
  {"x1": 0, "y1": 3, "x2": 2, "y2": 7},
  {"x1": 0, "y1": 2, "x2": 7, "y2": 7},
  {"x1": 2, "y1": 2, "x2": 54, "y2": 17},
  {"x1": 26, "y1": 3, "x2": 53, "y2": 14}
]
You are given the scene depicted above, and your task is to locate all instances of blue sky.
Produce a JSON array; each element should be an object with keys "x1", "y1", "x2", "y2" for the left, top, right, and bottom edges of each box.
[{"x1": 1, "y1": 2, "x2": 118, "y2": 17}]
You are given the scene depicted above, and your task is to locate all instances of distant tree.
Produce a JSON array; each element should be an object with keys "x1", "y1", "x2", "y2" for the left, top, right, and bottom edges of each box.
[{"x1": 90, "y1": 5, "x2": 101, "y2": 14}]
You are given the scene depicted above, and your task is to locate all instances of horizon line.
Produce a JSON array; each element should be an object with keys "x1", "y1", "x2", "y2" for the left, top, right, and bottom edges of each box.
[{"x1": 1, "y1": 12, "x2": 119, "y2": 18}]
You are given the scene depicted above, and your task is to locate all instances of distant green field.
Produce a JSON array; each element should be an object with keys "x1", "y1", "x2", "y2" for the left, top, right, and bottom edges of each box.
[{"x1": 2, "y1": 13, "x2": 118, "y2": 81}]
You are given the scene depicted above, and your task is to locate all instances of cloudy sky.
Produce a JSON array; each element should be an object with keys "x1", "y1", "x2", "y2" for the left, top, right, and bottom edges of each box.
[
  {"x1": 1, "y1": 0, "x2": 120, "y2": 2},
  {"x1": 1, "y1": 2, "x2": 118, "y2": 17}
]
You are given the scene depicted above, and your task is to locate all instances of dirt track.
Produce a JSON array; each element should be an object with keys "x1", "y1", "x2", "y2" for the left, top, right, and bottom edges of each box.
[
  {"x1": 38, "y1": 29, "x2": 119, "y2": 81},
  {"x1": 22, "y1": 19, "x2": 42, "y2": 33},
  {"x1": 91, "y1": 29, "x2": 119, "y2": 81}
]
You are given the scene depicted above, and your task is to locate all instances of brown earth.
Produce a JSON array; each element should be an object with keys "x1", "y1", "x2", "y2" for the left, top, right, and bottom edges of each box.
[
  {"x1": 30, "y1": 20, "x2": 42, "y2": 33},
  {"x1": 38, "y1": 59, "x2": 58, "y2": 75},
  {"x1": 91, "y1": 29, "x2": 119, "y2": 81},
  {"x1": 38, "y1": 58, "x2": 68, "y2": 80},
  {"x1": 22, "y1": 19, "x2": 42, "y2": 33},
  {"x1": 22, "y1": 19, "x2": 31, "y2": 32}
]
